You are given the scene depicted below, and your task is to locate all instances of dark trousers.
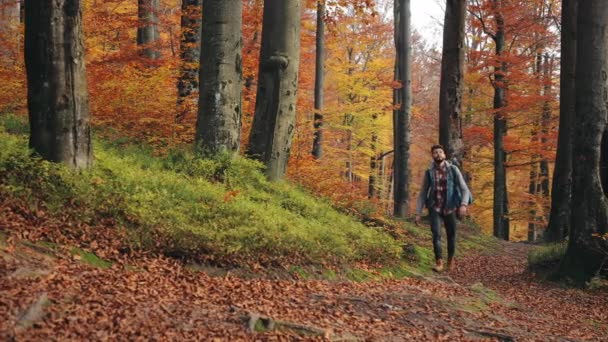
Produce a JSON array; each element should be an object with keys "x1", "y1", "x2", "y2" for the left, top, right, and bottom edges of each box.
[{"x1": 429, "y1": 209, "x2": 457, "y2": 261}]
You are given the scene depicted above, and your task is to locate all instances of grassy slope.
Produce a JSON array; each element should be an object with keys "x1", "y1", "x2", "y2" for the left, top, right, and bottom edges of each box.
[
  {"x1": 0, "y1": 115, "x2": 403, "y2": 267},
  {"x1": 0, "y1": 114, "x2": 499, "y2": 276}
]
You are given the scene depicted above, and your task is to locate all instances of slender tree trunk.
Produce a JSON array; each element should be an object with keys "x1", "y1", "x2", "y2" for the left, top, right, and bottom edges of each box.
[
  {"x1": 439, "y1": 0, "x2": 466, "y2": 166},
  {"x1": 311, "y1": 0, "x2": 325, "y2": 159},
  {"x1": 247, "y1": 0, "x2": 301, "y2": 181},
  {"x1": 176, "y1": 0, "x2": 202, "y2": 122},
  {"x1": 546, "y1": 0, "x2": 577, "y2": 242},
  {"x1": 369, "y1": 113, "x2": 379, "y2": 198},
  {"x1": 378, "y1": 151, "x2": 386, "y2": 199},
  {"x1": 137, "y1": 0, "x2": 160, "y2": 59},
  {"x1": 601, "y1": 129, "x2": 608, "y2": 196},
  {"x1": 492, "y1": 0, "x2": 509, "y2": 240},
  {"x1": 539, "y1": 54, "x2": 552, "y2": 223},
  {"x1": 195, "y1": 0, "x2": 242, "y2": 153},
  {"x1": 393, "y1": 0, "x2": 412, "y2": 218},
  {"x1": 528, "y1": 52, "x2": 543, "y2": 242},
  {"x1": 559, "y1": 0, "x2": 608, "y2": 283},
  {"x1": 24, "y1": 0, "x2": 92, "y2": 169}
]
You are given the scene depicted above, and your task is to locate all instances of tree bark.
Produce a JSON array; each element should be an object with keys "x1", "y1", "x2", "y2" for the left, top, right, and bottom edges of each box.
[
  {"x1": 546, "y1": 0, "x2": 576, "y2": 242},
  {"x1": 392, "y1": 0, "x2": 412, "y2": 218},
  {"x1": 492, "y1": 0, "x2": 509, "y2": 240},
  {"x1": 137, "y1": 0, "x2": 160, "y2": 59},
  {"x1": 369, "y1": 113, "x2": 379, "y2": 198},
  {"x1": 247, "y1": 0, "x2": 301, "y2": 181},
  {"x1": 601, "y1": 128, "x2": 608, "y2": 196},
  {"x1": 559, "y1": 0, "x2": 608, "y2": 283},
  {"x1": 438, "y1": 0, "x2": 466, "y2": 167},
  {"x1": 311, "y1": 0, "x2": 325, "y2": 159},
  {"x1": 176, "y1": 0, "x2": 202, "y2": 122},
  {"x1": 195, "y1": 0, "x2": 242, "y2": 154},
  {"x1": 24, "y1": 0, "x2": 92, "y2": 169},
  {"x1": 539, "y1": 54, "x2": 552, "y2": 222}
]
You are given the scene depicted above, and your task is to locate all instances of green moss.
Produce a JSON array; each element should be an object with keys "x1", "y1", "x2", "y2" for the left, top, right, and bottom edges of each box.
[
  {"x1": 69, "y1": 248, "x2": 112, "y2": 269},
  {"x1": 470, "y1": 282, "x2": 502, "y2": 303},
  {"x1": 528, "y1": 242, "x2": 567, "y2": 270},
  {"x1": 0, "y1": 122, "x2": 402, "y2": 267}
]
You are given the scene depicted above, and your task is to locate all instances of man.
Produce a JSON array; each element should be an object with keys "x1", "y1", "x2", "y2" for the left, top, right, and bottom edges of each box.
[{"x1": 415, "y1": 144, "x2": 471, "y2": 272}]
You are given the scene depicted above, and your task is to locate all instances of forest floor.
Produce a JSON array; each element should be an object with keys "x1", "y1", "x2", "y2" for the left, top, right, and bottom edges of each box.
[{"x1": 1, "y1": 198, "x2": 608, "y2": 341}]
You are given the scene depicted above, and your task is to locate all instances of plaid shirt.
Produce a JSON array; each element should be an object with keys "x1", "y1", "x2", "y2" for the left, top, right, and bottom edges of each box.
[{"x1": 433, "y1": 162, "x2": 454, "y2": 215}]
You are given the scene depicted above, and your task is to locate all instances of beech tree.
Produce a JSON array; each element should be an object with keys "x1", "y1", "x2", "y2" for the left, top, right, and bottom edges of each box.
[
  {"x1": 546, "y1": 0, "x2": 576, "y2": 243},
  {"x1": 247, "y1": 0, "x2": 301, "y2": 180},
  {"x1": 558, "y1": 0, "x2": 608, "y2": 283},
  {"x1": 438, "y1": 0, "x2": 467, "y2": 166},
  {"x1": 24, "y1": 0, "x2": 92, "y2": 168},
  {"x1": 311, "y1": 0, "x2": 326, "y2": 159},
  {"x1": 195, "y1": 0, "x2": 243, "y2": 153},
  {"x1": 176, "y1": 0, "x2": 202, "y2": 121},
  {"x1": 137, "y1": 0, "x2": 160, "y2": 59}
]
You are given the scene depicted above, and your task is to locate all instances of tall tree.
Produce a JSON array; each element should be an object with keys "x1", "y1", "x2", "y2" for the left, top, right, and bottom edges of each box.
[
  {"x1": 247, "y1": 0, "x2": 301, "y2": 181},
  {"x1": 438, "y1": 0, "x2": 467, "y2": 166},
  {"x1": 559, "y1": 0, "x2": 608, "y2": 283},
  {"x1": 393, "y1": 0, "x2": 412, "y2": 217},
  {"x1": 546, "y1": 0, "x2": 576, "y2": 242},
  {"x1": 311, "y1": 0, "x2": 325, "y2": 159},
  {"x1": 492, "y1": 0, "x2": 509, "y2": 240},
  {"x1": 601, "y1": 129, "x2": 608, "y2": 196},
  {"x1": 24, "y1": 0, "x2": 92, "y2": 168},
  {"x1": 137, "y1": 0, "x2": 160, "y2": 59},
  {"x1": 176, "y1": 0, "x2": 202, "y2": 122},
  {"x1": 195, "y1": 0, "x2": 243, "y2": 153}
]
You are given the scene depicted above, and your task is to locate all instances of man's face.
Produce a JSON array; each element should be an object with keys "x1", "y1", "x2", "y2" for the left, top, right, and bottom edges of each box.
[{"x1": 432, "y1": 148, "x2": 446, "y2": 163}]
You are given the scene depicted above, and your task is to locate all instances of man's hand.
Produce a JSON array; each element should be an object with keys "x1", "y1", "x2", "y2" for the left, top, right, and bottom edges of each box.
[
  {"x1": 457, "y1": 205, "x2": 468, "y2": 219},
  {"x1": 414, "y1": 214, "x2": 421, "y2": 226}
]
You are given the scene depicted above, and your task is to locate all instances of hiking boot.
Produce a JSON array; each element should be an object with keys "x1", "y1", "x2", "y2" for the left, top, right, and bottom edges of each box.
[
  {"x1": 432, "y1": 259, "x2": 444, "y2": 272},
  {"x1": 447, "y1": 257, "x2": 455, "y2": 272}
]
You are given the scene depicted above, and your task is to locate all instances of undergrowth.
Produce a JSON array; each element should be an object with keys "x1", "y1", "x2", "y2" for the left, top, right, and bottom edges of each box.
[{"x1": 0, "y1": 114, "x2": 402, "y2": 267}]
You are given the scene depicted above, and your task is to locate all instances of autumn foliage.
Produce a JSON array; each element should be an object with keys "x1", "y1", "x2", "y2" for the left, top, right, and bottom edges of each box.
[{"x1": 0, "y1": 0, "x2": 561, "y2": 238}]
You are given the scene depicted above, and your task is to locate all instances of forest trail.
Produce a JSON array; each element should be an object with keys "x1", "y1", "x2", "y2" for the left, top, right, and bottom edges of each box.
[{"x1": 1, "y1": 208, "x2": 607, "y2": 341}]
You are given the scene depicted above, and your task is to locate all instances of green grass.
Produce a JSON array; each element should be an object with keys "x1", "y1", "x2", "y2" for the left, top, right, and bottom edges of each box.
[
  {"x1": 69, "y1": 247, "x2": 113, "y2": 269},
  {"x1": 0, "y1": 114, "x2": 402, "y2": 267},
  {"x1": 528, "y1": 242, "x2": 567, "y2": 270}
]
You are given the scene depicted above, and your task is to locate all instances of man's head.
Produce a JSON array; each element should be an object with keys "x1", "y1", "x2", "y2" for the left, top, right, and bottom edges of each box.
[{"x1": 431, "y1": 144, "x2": 446, "y2": 164}]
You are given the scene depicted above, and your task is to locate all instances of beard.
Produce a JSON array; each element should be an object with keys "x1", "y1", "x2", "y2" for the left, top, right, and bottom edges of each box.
[{"x1": 433, "y1": 156, "x2": 445, "y2": 164}]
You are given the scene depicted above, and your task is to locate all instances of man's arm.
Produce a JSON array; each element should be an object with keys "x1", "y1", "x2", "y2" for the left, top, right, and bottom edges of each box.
[{"x1": 415, "y1": 171, "x2": 430, "y2": 215}]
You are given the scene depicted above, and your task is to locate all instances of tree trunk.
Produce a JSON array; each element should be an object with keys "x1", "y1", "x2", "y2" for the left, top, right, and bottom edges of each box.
[
  {"x1": 137, "y1": 0, "x2": 160, "y2": 59},
  {"x1": 176, "y1": 0, "x2": 202, "y2": 122},
  {"x1": 195, "y1": 0, "x2": 242, "y2": 154},
  {"x1": 247, "y1": 0, "x2": 301, "y2": 181},
  {"x1": 546, "y1": 0, "x2": 577, "y2": 242},
  {"x1": 311, "y1": 0, "x2": 325, "y2": 159},
  {"x1": 438, "y1": 0, "x2": 466, "y2": 167},
  {"x1": 369, "y1": 113, "x2": 379, "y2": 198},
  {"x1": 24, "y1": 0, "x2": 92, "y2": 169},
  {"x1": 559, "y1": 0, "x2": 608, "y2": 283},
  {"x1": 539, "y1": 54, "x2": 552, "y2": 223},
  {"x1": 601, "y1": 128, "x2": 608, "y2": 196},
  {"x1": 492, "y1": 0, "x2": 509, "y2": 240},
  {"x1": 393, "y1": 0, "x2": 412, "y2": 218}
]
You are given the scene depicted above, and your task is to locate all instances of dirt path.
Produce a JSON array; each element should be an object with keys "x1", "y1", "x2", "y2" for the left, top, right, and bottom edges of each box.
[
  {"x1": 2, "y1": 236, "x2": 607, "y2": 341},
  {"x1": 452, "y1": 242, "x2": 608, "y2": 341},
  {"x1": 1, "y1": 195, "x2": 607, "y2": 341}
]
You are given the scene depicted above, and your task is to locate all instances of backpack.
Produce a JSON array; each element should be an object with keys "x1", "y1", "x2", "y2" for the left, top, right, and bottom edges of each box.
[{"x1": 450, "y1": 164, "x2": 473, "y2": 206}]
